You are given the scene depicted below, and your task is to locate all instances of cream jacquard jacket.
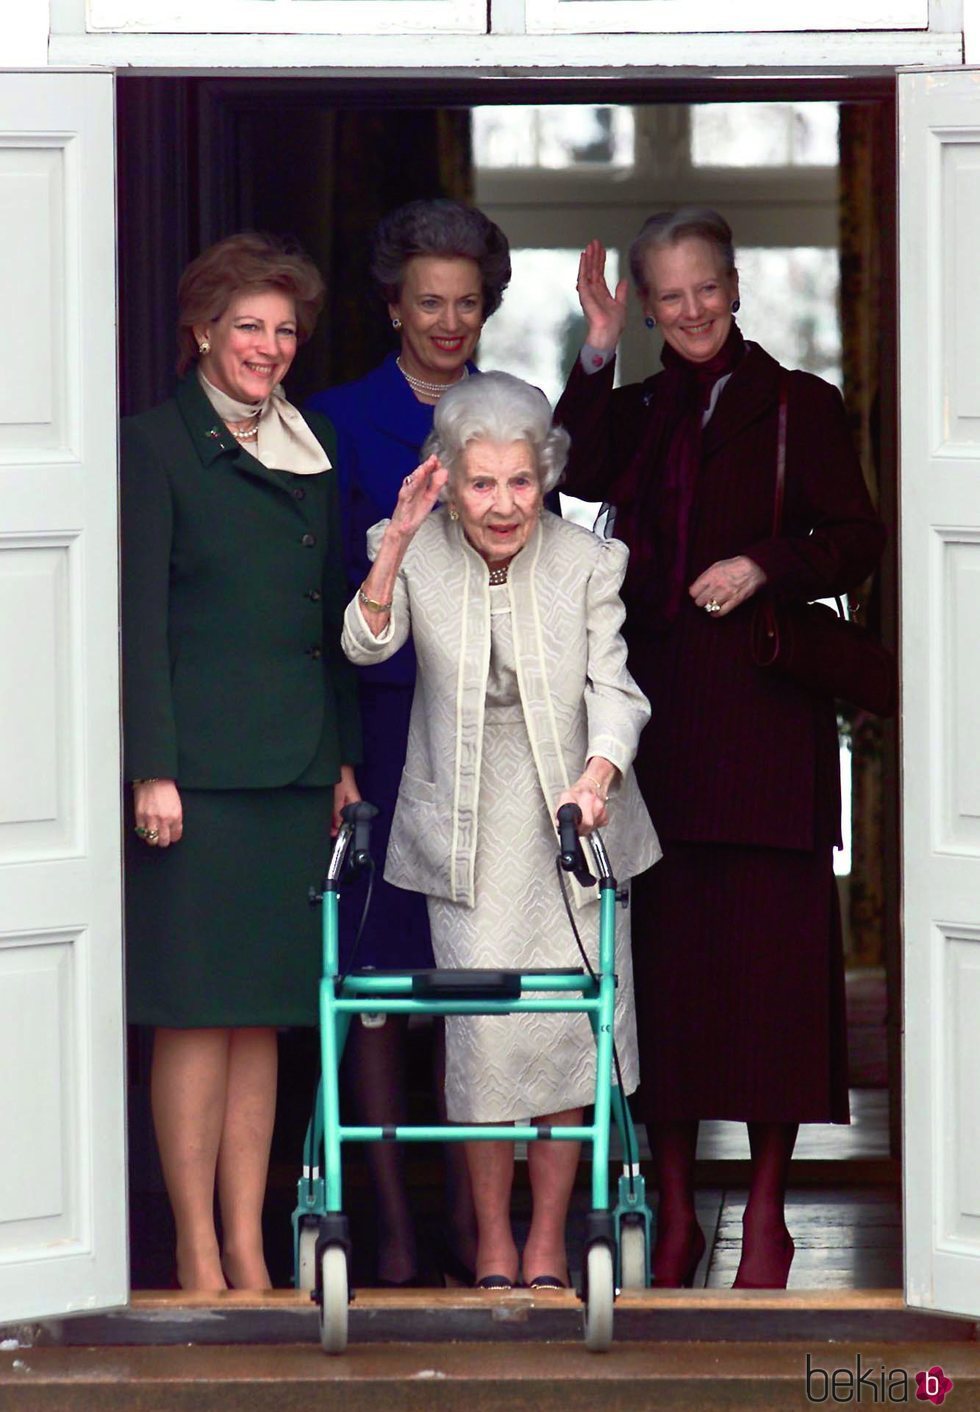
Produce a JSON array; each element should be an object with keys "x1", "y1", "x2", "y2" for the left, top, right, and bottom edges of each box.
[{"x1": 341, "y1": 508, "x2": 661, "y2": 909}]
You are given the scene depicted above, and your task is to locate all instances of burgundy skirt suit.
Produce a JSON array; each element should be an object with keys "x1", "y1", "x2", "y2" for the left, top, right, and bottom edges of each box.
[{"x1": 555, "y1": 339, "x2": 885, "y2": 1125}]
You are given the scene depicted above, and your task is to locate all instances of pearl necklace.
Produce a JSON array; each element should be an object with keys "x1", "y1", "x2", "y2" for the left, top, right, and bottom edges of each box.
[
  {"x1": 396, "y1": 356, "x2": 470, "y2": 400},
  {"x1": 229, "y1": 418, "x2": 259, "y2": 442}
]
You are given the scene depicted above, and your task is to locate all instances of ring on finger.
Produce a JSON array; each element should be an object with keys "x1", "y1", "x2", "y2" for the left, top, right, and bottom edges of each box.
[
  {"x1": 146, "y1": 828, "x2": 160, "y2": 842},
  {"x1": 403, "y1": 474, "x2": 414, "y2": 487},
  {"x1": 705, "y1": 598, "x2": 721, "y2": 614},
  {"x1": 134, "y1": 824, "x2": 148, "y2": 838}
]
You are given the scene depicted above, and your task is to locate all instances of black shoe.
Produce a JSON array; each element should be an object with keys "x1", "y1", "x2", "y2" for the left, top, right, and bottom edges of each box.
[{"x1": 475, "y1": 1274, "x2": 514, "y2": 1290}]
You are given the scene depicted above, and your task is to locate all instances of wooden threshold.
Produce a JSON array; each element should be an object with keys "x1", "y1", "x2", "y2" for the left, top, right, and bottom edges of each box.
[{"x1": 53, "y1": 1288, "x2": 976, "y2": 1348}]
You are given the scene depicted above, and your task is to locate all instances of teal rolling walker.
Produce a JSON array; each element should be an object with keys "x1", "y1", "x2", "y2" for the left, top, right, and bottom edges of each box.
[{"x1": 293, "y1": 800, "x2": 653, "y2": 1353}]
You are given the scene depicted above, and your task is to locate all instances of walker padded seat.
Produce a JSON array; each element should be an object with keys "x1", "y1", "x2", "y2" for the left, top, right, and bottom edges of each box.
[{"x1": 408, "y1": 967, "x2": 585, "y2": 1001}]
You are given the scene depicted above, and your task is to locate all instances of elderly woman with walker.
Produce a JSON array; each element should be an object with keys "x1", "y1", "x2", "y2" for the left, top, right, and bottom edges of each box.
[{"x1": 340, "y1": 370, "x2": 660, "y2": 1295}]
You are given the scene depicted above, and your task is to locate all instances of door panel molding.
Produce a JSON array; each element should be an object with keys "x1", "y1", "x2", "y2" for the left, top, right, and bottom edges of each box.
[
  {"x1": 0, "y1": 69, "x2": 126, "y2": 1325},
  {"x1": 900, "y1": 65, "x2": 980, "y2": 1321}
]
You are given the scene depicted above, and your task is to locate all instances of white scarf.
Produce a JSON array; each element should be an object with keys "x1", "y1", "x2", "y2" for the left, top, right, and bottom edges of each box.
[{"x1": 198, "y1": 370, "x2": 330, "y2": 476}]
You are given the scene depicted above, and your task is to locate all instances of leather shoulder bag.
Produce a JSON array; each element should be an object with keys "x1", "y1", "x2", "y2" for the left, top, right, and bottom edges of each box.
[{"x1": 749, "y1": 375, "x2": 897, "y2": 718}]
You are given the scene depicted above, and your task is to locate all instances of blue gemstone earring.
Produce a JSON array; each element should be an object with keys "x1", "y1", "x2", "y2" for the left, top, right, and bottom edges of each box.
[{"x1": 645, "y1": 316, "x2": 657, "y2": 329}]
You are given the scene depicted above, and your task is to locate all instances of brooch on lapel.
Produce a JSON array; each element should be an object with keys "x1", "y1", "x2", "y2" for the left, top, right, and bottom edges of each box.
[{"x1": 206, "y1": 426, "x2": 222, "y2": 439}]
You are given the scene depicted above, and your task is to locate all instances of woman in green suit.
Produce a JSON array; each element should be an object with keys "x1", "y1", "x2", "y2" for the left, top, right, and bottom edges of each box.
[{"x1": 121, "y1": 233, "x2": 361, "y2": 1291}]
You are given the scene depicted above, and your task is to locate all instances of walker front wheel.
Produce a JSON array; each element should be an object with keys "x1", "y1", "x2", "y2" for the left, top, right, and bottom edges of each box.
[
  {"x1": 618, "y1": 1221, "x2": 648, "y2": 1291},
  {"x1": 583, "y1": 1243, "x2": 614, "y2": 1352},
  {"x1": 319, "y1": 1244, "x2": 349, "y2": 1354}
]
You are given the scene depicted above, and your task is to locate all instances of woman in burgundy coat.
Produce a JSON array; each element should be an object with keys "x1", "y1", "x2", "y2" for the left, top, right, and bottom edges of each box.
[{"x1": 555, "y1": 207, "x2": 885, "y2": 1289}]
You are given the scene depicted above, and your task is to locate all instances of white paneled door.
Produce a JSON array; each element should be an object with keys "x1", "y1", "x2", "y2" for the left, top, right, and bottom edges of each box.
[
  {"x1": 0, "y1": 71, "x2": 126, "y2": 1323},
  {"x1": 900, "y1": 69, "x2": 980, "y2": 1322}
]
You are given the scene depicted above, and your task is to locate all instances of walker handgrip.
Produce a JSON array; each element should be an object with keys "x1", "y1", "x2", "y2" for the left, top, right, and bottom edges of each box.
[
  {"x1": 557, "y1": 803, "x2": 596, "y2": 887},
  {"x1": 557, "y1": 803, "x2": 582, "y2": 867},
  {"x1": 342, "y1": 800, "x2": 378, "y2": 866}
]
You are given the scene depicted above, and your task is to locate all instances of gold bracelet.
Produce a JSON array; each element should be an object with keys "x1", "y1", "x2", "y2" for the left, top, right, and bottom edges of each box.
[
  {"x1": 132, "y1": 778, "x2": 160, "y2": 786},
  {"x1": 358, "y1": 585, "x2": 393, "y2": 614},
  {"x1": 582, "y1": 773, "x2": 607, "y2": 802}
]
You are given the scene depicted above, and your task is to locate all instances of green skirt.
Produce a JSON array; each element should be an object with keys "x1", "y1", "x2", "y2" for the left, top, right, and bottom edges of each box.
[{"x1": 125, "y1": 787, "x2": 333, "y2": 1028}]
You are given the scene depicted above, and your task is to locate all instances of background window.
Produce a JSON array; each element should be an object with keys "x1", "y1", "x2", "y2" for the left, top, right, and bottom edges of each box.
[
  {"x1": 736, "y1": 247, "x2": 842, "y2": 387},
  {"x1": 473, "y1": 105, "x2": 635, "y2": 169},
  {"x1": 691, "y1": 102, "x2": 840, "y2": 167},
  {"x1": 478, "y1": 247, "x2": 620, "y2": 404}
]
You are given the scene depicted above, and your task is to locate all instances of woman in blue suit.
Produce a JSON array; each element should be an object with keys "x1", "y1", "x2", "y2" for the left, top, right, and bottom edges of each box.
[{"x1": 307, "y1": 199, "x2": 510, "y2": 1286}]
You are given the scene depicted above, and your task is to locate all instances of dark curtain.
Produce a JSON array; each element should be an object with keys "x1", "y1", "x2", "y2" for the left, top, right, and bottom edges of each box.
[
  {"x1": 838, "y1": 101, "x2": 887, "y2": 968},
  {"x1": 116, "y1": 78, "x2": 200, "y2": 417}
]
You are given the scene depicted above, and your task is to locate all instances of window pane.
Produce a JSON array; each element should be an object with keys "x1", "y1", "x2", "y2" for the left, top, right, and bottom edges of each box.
[
  {"x1": 691, "y1": 102, "x2": 839, "y2": 167},
  {"x1": 476, "y1": 247, "x2": 619, "y2": 407},
  {"x1": 737, "y1": 247, "x2": 841, "y2": 387},
  {"x1": 473, "y1": 106, "x2": 634, "y2": 169}
]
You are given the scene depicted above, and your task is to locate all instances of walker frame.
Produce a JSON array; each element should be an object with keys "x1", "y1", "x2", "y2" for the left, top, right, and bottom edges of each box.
[{"x1": 292, "y1": 801, "x2": 653, "y2": 1353}]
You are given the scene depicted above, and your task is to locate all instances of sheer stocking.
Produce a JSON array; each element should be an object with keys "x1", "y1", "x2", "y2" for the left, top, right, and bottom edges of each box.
[
  {"x1": 734, "y1": 1121, "x2": 798, "y2": 1288},
  {"x1": 648, "y1": 1119, "x2": 704, "y2": 1287},
  {"x1": 341, "y1": 1015, "x2": 417, "y2": 1284},
  {"x1": 431, "y1": 1020, "x2": 477, "y2": 1276}
]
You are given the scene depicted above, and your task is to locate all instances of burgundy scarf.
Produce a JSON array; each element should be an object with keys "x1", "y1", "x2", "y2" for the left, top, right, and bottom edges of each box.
[{"x1": 611, "y1": 321, "x2": 746, "y2": 625}]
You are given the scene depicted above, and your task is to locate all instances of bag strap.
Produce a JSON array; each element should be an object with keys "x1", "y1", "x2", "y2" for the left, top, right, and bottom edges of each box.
[
  {"x1": 753, "y1": 374, "x2": 791, "y2": 664},
  {"x1": 769, "y1": 370, "x2": 845, "y2": 623},
  {"x1": 772, "y1": 370, "x2": 788, "y2": 536}
]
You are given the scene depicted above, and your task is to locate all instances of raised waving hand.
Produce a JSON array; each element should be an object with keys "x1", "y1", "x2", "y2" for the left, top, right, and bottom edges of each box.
[
  {"x1": 576, "y1": 239, "x2": 630, "y2": 353},
  {"x1": 357, "y1": 454, "x2": 449, "y2": 637}
]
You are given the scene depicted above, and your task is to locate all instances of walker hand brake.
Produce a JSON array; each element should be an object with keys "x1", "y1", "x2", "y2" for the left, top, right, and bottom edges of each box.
[
  {"x1": 341, "y1": 800, "x2": 378, "y2": 869},
  {"x1": 557, "y1": 803, "x2": 596, "y2": 888}
]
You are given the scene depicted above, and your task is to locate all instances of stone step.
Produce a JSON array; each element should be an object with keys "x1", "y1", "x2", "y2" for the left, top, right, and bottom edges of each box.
[
  {"x1": 48, "y1": 1288, "x2": 979, "y2": 1347},
  {"x1": 2, "y1": 1339, "x2": 979, "y2": 1411}
]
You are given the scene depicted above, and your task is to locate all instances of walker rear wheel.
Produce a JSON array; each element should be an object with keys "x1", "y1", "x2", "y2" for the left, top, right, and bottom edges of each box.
[
  {"x1": 319, "y1": 1244, "x2": 349, "y2": 1354},
  {"x1": 583, "y1": 1243, "x2": 614, "y2": 1352},
  {"x1": 297, "y1": 1224, "x2": 318, "y2": 1292},
  {"x1": 618, "y1": 1221, "x2": 647, "y2": 1291}
]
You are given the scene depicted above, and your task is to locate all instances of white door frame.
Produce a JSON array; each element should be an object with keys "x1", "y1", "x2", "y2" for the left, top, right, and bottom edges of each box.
[
  {"x1": 4, "y1": 50, "x2": 978, "y2": 1332},
  {"x1": 0, "y1": 68, "x2": 127, "y2": 1326},
  {"x1": 899, "y1": 64, "x2": 980, "y2": 1321}
]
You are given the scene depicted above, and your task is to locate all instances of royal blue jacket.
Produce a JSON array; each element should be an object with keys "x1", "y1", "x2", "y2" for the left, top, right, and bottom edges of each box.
[{"x1": 307, "y1": 352, "x2": 476, "y2": 687}]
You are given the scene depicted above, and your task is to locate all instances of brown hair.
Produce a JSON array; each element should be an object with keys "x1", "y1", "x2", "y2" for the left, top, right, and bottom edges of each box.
[
  {"x1": 176, "y1": 232, "x2": 325, "y2": 375},
  {"x1": 628, "y1": 206, "x2": 736, "y2": 297}
]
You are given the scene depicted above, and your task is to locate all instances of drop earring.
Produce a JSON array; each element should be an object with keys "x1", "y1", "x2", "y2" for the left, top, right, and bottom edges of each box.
[
  {"x1": 731, "y1": 299, "x2": 741, "y2": 314},
  {"x1": 198, "y1": 338, "x2": 211, "y2": 355},
  {"x1": 645, "y1": 316, "x2": 657, "y2": 329},
  {"x1": 391, "y1": 317, "x2": 402, "y2": 331},
  {"x1": 448, "y1": 506, "x2": 459, "y2": 522}
]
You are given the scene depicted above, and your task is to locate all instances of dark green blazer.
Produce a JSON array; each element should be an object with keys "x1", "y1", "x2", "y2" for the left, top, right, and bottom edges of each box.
[{"x1": 120, "y1": 375, "x2": 361, "y2": 788}]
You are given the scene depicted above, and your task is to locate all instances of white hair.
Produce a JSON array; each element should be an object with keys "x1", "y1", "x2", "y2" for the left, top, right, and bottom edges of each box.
[{"x1": 422, "y1": 370, "x2": 570, "y2": 495}]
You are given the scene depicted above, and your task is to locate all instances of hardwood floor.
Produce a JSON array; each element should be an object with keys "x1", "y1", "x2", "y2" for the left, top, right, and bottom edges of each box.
[
  {"x1": 693, "y1": 1185, "x2": 901, "y2": 1289},
  {"x1": 559, "y1": 1089, "x2": 900, "y2": 1291},
  {"x1": 698, "y1": 1089, "x2": 891, "y2": 1162}
]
